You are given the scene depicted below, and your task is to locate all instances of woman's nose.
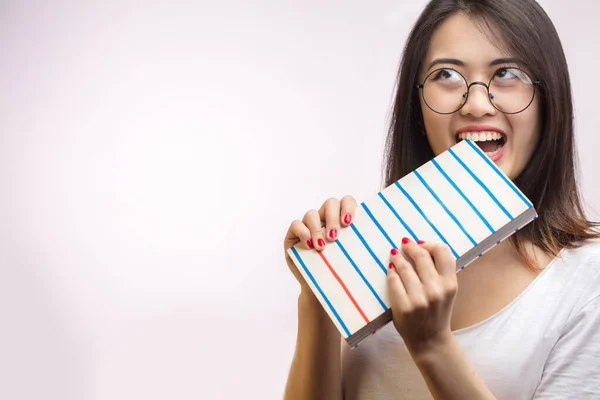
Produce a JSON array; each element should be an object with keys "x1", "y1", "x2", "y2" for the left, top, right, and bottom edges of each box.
[{"x1": 459, "y1": 82, "x2": 497, "y2": 118}]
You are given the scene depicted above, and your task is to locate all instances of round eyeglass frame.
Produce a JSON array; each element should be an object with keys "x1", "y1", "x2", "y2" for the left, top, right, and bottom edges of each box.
[{"x1": 416, "y1": 67, "x2": 541, "y2": 115}]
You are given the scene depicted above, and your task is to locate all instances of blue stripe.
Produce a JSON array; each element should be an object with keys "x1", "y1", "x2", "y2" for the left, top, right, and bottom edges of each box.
[
  {"x1": 335, "y1": 239, "x2": 388, "y2": 311},
  {"x1": 432, "y1": 159, "x2": 495, "y2": 234},
  {"x1": 464, "y1": 139, "x2": 533, "y2": 207},
  {"x1": 290, "y1": 247, "x2": 351, "y2": 336},
  {"x1": 377, "y1": 192, "x2": 418, "y2": 241},
  {"x1": 361, "y1": 203, "x2": 397, "y2": 248},
  {"x1": 349, "y1": 223, "x2": 387, "y2": 274},
  {"x1": 394, "y1": 182, "x2": 459, "y2": 259},
  {"x1": 448, "y1": 148, "x2": 513, "y2": 220},
  {"x1": 414, "y1": 170, "x2": 477, "y2": 246}
]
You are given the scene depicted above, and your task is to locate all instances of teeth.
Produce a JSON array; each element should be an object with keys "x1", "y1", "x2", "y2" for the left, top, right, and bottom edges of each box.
[{"x1": 457, "y1": 131, "x2": 504, "y2": 142}]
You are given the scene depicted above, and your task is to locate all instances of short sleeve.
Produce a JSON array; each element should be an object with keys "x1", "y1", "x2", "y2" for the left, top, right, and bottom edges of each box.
[{"x1": 533, "y1": 295, "x2": 600, "y2": 399}]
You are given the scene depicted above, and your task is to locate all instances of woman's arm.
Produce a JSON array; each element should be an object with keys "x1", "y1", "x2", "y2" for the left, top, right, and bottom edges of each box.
[
  {"x1": 283, "y1": 291, "x2": 342, "y2": 400},
  {"x1": 409, "y1": 334, "x2": 495, "y2": 400},
  {"x1": 387, "y1": 240, "x2": 496, "y2": 400},
  {"x1": 283, "y1": 195, "x2": 357, "y2": 400}
]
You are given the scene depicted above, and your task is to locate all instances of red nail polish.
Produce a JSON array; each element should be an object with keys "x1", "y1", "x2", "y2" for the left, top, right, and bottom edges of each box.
[
  {"x1": 388, "y1": 262, "x2": 394, "y2": 269},
  {"x1": 402, "y1": 237, "x2": 410, "y2": 244},
  {"x1": 307, "y1": 239, "x2": 314, "y2": 248},
  {"x1": 329, "y1": 229, "x2": 337, "y2": 239},
  {"x1": 391, "y1": 248, "x2": 398, "y2": 255},
  {"x1": 344, "y1": 214, "x2": 352, "y2": 224},
  {"x1": 417, "y1": 239, "x2": 425, "y2": 245},
  {"x1": 318, "y1": 238, "x2": 325, "y2": 247}
]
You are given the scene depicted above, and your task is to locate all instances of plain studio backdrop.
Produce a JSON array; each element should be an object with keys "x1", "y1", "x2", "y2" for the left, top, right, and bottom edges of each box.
[{"x1": 1, "y1": 1, "x2": 598, "y2": 399}]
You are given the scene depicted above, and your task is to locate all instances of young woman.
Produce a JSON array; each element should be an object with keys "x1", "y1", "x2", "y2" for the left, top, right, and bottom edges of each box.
[{"x1": 283, "y1": 1, "x2": 600, "y2": 399}]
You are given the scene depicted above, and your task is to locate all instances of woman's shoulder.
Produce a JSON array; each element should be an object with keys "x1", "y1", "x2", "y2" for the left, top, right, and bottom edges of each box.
[
  {"x1": 554, "y1": 238, "x2": 600, "y2": 312},
  {"x1": 560, "y1": 237, "x2": 600, "y2": 264}
]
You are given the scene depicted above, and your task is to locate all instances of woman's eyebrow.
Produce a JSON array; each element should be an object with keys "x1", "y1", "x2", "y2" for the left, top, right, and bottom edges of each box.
[
  {"x1": 427, "y1": 58, "x2": 464, "y2": 70},
  {"x1": 490, "y1": 57, "x2": 520, "y2": 66},
  {"x1": 426, "y1": 57, "x2": 521, "y2": 70}
]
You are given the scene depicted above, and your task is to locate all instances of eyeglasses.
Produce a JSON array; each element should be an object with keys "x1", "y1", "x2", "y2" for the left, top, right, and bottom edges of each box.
[{"x1": 416, "y1": 67, "x2": 540, "y2": 115}]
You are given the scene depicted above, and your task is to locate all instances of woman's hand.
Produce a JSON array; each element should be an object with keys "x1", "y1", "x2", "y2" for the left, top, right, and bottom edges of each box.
[
  {"x1": 283, "y1": 195, "x2": 357, "y2": 293},
  {"x1": 387, "y1": 238, "x2": 458, "y2": 356}
]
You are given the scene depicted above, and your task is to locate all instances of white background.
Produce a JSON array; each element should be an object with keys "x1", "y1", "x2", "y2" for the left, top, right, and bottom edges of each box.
[{"x1": 1, "y1": 1, "x2": 598, "y2": 399}]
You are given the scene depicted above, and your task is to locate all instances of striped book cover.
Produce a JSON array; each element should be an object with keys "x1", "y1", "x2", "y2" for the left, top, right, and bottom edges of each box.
[{"x1": 287, "y1": 139, "x2": 537, "y2": 348}]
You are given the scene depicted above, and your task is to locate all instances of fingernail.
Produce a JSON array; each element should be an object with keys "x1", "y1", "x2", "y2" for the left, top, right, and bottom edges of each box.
[
  {"x1": 388, "y1": 262, "x2": 394, "y2": 269},
  {"x1": 307, "y1": 239, "x2": 314, "y2": 248},
  {"x1": 417, "y1": 239, "x2": 425, "y2": 245},
  {"x1": 318, "y1": 238, "x2": 325, "y2": 247},
  {"x1": 329, "y1": 228, "x2": 337, "y2": 239},
  {"x1": 344, "y1": 214, "x2": 352, "y2": 224},
  {"x1": 391, "y1": 248, "x2": 398, "y2": 255},
  {"x1": 402, "y1": 237, "x2": 410, "y2": 244}
]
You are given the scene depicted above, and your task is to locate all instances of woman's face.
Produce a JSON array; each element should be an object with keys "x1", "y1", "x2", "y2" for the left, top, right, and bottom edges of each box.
[{"x1": 419, "y1": 13, "x2": 541, "y2": 180}]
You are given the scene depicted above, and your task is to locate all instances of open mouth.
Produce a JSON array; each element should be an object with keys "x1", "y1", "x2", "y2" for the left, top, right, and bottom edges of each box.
[{"x1": 456, "y1": 131, "x2": 506, "y2": 158}]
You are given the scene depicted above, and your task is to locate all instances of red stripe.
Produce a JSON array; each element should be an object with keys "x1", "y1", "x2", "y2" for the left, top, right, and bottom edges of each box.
[{"x1": 317, "y1": 251, "x2": 370, "y2": 324}]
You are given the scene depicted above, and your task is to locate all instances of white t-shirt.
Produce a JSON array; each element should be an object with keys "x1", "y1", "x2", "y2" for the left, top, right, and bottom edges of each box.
[{"x1": 341, "y1": 239, "x2": 600, "y2": 400}]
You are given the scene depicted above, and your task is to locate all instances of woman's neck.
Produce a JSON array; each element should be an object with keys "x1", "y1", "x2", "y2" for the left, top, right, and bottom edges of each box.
[{"x1": 466, "y1": 239, "x2": 554, "y2": 274}]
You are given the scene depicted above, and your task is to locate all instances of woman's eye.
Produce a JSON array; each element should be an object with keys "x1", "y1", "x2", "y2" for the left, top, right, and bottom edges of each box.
[
  {"x1": 433, "y1": 68, "x2": 461, "y2": 81},
  {"x1": 495, "y1": 68, "x2": 518, "y2": 80},
  {"x1": 493, "y1": 68, "x2": 533, "y2": 85}
]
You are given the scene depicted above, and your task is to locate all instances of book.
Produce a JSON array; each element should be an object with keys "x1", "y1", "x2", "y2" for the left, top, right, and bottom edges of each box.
[{"x1": 287, "y1": 139, "x2": 537, "y2": 349}]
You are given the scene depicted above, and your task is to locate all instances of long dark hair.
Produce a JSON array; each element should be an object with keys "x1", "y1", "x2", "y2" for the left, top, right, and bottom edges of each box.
[{"x1": 383, "y1": 0, "x2": 599, "y2": 268}]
